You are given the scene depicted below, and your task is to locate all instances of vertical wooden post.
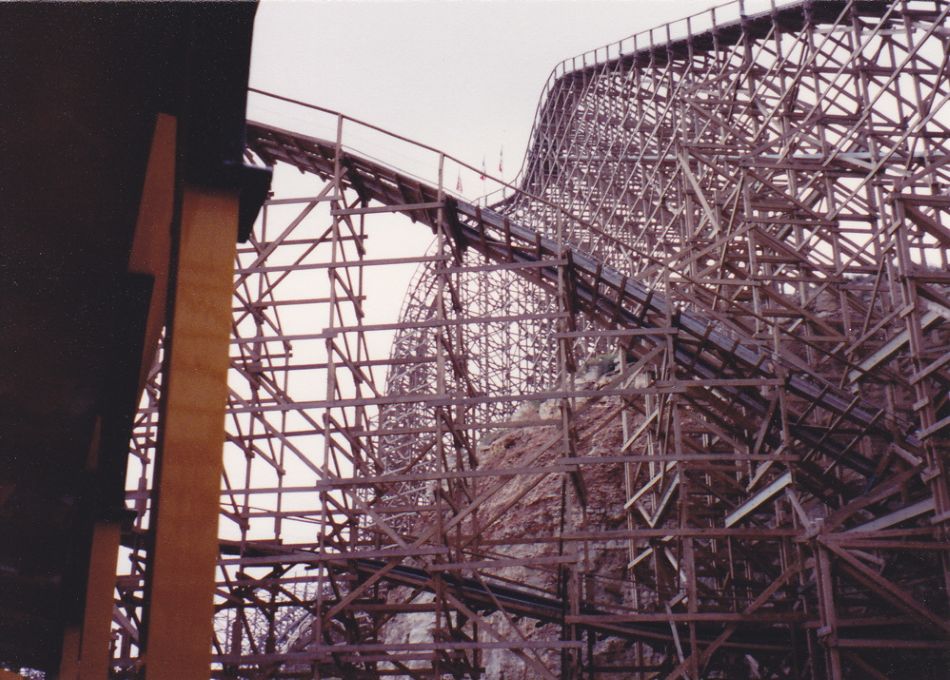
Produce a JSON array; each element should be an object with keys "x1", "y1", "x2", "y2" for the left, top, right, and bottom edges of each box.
[
  {"x1": 76, "y1": 522, "x2": 121, "y2": 679},
  {"x1": 432, "y1": 152, "x2": 448, "y2": 677},
  {"x1": 815, "y1": 543, "x2": 842, "y2": 680},
  {"x1": 59, "y1": 627, "x2": 81, "y2": 679},
  {"x1": 144, "y1": 187, "x2": 239, "y2": 679}
]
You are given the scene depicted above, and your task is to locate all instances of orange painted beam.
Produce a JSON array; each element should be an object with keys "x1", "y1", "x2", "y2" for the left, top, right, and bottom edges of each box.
[
  {"x1": 128, "y1": 113, "x2": 176, "y2": 393},
  {"x1": 143, "y1": 187, "x2": 239, "y2": 679},
  {"x1": 58, "y1": 626, "x2": 80, "y2": 680},
  {"x1": 76, "y1": 522, "x2": 121, "y2": 680}
]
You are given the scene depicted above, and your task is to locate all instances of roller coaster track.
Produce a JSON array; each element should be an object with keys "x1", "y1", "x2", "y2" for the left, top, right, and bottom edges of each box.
[{"x1": 247, "y1": 121, "x2": 905, "y2": 486}]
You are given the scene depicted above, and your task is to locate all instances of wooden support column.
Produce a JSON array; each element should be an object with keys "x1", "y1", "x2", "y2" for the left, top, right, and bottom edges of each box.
[
  {"x1": 143, "y1": 186, "x2": 239, "y2": 680},
  {"x1": 59, "y1": 628, "x2": 81, "y2": 680},
  {"x1": 58, "y1": 521, "x2": 121, "y2": 680},
  {"x1": 69, "y1": 522, "x2": 121, "y2": 680},
  {"x1": 815, "y1": 544, "x2": 842, "y2": 680}
]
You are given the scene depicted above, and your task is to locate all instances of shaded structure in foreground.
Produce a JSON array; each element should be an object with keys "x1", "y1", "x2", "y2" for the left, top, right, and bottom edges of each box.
[{"x1": 0, "y1": 2, "x2": 269, "y2": 676}]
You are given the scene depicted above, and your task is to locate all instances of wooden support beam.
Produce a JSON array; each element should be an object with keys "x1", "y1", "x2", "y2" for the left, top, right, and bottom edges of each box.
[
  {"x1": 845, "y1": 498, "x2": 935, "y2": 533},
  {"x1": 847, "y1": 309, "x2": 943, "y2": 383},
  {"x1": 725, "y1": 471, "x2": 791, "y2": 527},
  {"x1": 143, "y1": 187, "x2": 239, "y2": 680},
  {"x1": 822, "y1": 540, "x2": 950, "y2": 636},
  {"x1": 330, "y1": 200, "x2": 444, "y2": 216},
  {"x1": 58, "y1": 627, "x2": 80, "y2": 680},
  {"x1": 86, "y1": 525, "x2": 121, "y2": 676},
  {"x1": 128, "y1": 113, "x2": 176, "y2": 393}
]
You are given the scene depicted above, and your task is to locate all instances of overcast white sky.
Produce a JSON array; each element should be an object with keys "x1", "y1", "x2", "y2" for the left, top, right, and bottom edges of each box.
[{"x1": 249, "y1": 0, "x2": 712, "y2": 182}]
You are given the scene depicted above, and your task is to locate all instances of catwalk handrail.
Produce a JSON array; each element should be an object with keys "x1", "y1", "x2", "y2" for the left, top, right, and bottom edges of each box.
[
  {"x1": 481, "y1": 0, "x2": 839, "y2": 204},
  {"x1": 248, "y1": 88, "x2": 654, "y2": 269},
  {"x1": 248, "y1": 88, "x2": 880, "y2": 325}
]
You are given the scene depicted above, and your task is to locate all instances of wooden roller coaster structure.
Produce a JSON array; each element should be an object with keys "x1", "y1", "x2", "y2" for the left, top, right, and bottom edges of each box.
[{"x1": 116, "y1": 1, "x2": 949, "y2": 677}]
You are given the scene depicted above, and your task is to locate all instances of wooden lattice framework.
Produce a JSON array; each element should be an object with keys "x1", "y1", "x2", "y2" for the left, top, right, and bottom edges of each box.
[{"x1": 115, "y1": 1, "x2": 948, "y2": 677}]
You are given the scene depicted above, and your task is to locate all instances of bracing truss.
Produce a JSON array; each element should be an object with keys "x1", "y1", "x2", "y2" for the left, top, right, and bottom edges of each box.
[{"x1": 116, "y1": 1, "x2": 948, "y2": 678}]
